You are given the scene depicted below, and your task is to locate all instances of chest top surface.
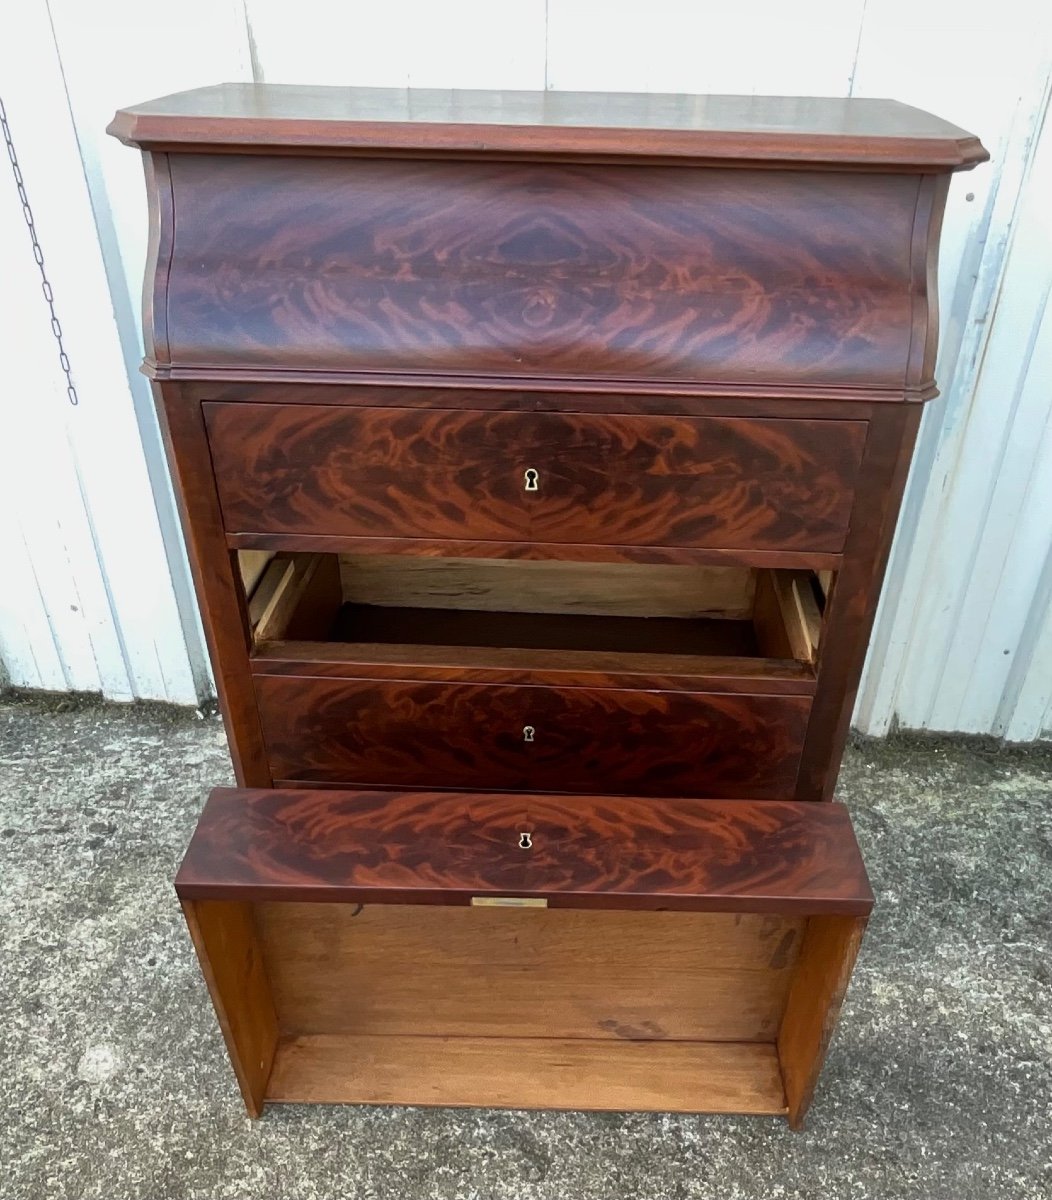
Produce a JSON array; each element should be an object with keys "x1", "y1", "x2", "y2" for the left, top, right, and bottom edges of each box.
[{"x1": 110, "y1": 82, "x2": 985, "y2": 168}]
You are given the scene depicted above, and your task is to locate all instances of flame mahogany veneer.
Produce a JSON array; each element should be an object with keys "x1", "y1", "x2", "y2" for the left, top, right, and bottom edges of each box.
[
  {"x1": 177, "y1": 788, "x2": 873, "y2": 914},
  {"x1": 110, "y1": 84, "x2": 984, "y2": 1125},
  {"x1": 254, "y1": 675, "x2": 811, "y2": 797},
  {"x1": 203, "y1": 404, "x2": 869, "y2": 551}
]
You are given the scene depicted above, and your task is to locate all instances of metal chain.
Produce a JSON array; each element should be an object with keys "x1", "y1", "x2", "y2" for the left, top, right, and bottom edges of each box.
[{"x1": 1, "y1": 94, "x2": 79, "y2": 406}]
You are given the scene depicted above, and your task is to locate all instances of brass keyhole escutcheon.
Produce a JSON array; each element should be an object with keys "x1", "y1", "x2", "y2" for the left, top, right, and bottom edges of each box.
[
  {"x1": 523, "y1": 725, "x2": 535, "y2": 743},
  {"x1": 518, "y1": 832, "x2": 533, "y2": 850},
  {"x1": 523, "y1": 468, "x2": 539, "y2": 492}
]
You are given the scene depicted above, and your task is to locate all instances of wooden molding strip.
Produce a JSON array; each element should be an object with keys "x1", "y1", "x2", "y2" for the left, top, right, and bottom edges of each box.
[{"x1": 109, "y1": 84, "x2": 988, "y2": 170}]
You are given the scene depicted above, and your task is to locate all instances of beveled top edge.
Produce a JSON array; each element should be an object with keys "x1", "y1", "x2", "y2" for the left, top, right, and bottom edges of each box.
[{"x1": 109, "y1": 83, "x2": 987, "y2": 170}]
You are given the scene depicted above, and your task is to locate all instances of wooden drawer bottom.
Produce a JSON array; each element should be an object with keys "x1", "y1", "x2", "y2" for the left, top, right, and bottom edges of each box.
[
  {"x1": 258, "y1": 902, "x2": 797, "y2": 1114},
  {"x1": 264, "y1": 1029, "x2": 787, "y2": 1116},
  {"x1": 177, "y1": 788, "x2": 872, "y2": 1126}
]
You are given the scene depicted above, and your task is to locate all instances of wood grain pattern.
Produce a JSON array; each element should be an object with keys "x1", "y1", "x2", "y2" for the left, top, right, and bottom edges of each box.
[
  {"x1": 181, "y1": 381, "x2": 887, "y2": 415},
  {"x1": 154, "y1": 385, "x2": 272, "y2": 786},
  {"x1": 249, "y1": 640, "x2": 817, "y2": 696},
  {"x1": 251, "y1": 556, "x2": 315, "y2": 642},
  {"x1": 180, "y1": 899, "x2": 278, "y2": 1117},
  {"x1": 337, "y1": 555, "x2": 757, "y2": 619},
  {"x1": 257, "y1": 904, "x2": 803, "y2": 1042},
  {"x1": 257, "y1": 902, "x2": 800, "y2": 970},
  {"x1": 119, "y1": 88, "x2": 972, "y2": 1124},
  {"x1": 205, "y1": 403, "x2": 867, "y2": 553},
  {"x1": 778, "y1": 914, "x2": 868, "y2": 1128},
  {"x1": 796, "y1": 405, "x2": 923, "y2": 798},
  {"x1": 141, "y1": 151, "x2": 173, "y2": 368},
  {"x1": 252, "y1": 675, "x2": 810, "y2": 797},
  {"x1": 175, "y1": 787, "x2": 874, "y2": 914},
  {"x1": 246, "y1": 557, "x2": 290, "y2": 629},
  {"x1": 225, "y1": 531, "x2": 845, "y2": 572},
  {"x1": 787, "y1": 177, "x2": 951, "y2": 799},
  {"x1": 237, "y1": 549, "x2": 275, "y2": 597},
  {"x1": 165, "y1": 155, "x2": 928, "y2": 390},
  {"x1": 109, "y1": 83, "x2": 988, "y2": 171},
  {"x1": 265, "y1": 1033, "x2": 787, "y2": 1113},
  {"x1": 325, "y1": 605, "x2": 761, "y2": 656}
]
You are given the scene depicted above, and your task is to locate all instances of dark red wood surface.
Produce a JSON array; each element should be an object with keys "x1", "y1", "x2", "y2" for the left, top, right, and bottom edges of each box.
[
  {"x1": 205, "y1": 403, "x2": 867, "y2": 553},
  {"x1": 109, "y1": 88, "x2": 984, "y2": 812},
  {"x1": 249, "y1": 642, "x2": 817, "y2": 696},
  {"x1": 797, "y1": 403, "x2": 924, "y2": 798},
  {"x1": 154, "y1": 386, "x2": 272, "y2": 786},
  {"x1": 253, "y1": 675, "x2": 809, "y2": 798},
  {"x1": 175, "y1": 786, "x2": 874, "y2": 914},
  {"x1": 109, "y1": 83, "x2": 986, "y2": 170},
  {"x1": 161, "y1": 155, "x2": 927, "y2": 390},
  {"x1": 184, "y1": 380, "x2": 885, "y2": 413}
]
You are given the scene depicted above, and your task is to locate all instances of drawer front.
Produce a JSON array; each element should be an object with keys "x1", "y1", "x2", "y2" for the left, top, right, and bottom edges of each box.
[
  {"x1": 205, "y1": 403, "x2": 866, "y2": 552},
  {"x1": 523, "y1": 686, "x2": 808, "y2": 798},
  {"x1": 255, "y1": 675, "x2": 809, "y2": 798},
  {"x1": 167, "y1": 155, "x2": 920, "y2": 390},
  {"x1": 257, "y1": 676, "x2": 533, "y2": 791}
]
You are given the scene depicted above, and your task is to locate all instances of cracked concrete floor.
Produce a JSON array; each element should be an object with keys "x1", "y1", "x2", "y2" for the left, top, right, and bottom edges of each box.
[{"x1": 1, "y1": 692, "x2": 1050, "y2": 1200}]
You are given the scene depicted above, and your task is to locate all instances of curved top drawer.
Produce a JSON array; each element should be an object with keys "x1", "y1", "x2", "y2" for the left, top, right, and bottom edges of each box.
[{"x1": 152, "y1": 154, "x2": 938, "y2": 394}]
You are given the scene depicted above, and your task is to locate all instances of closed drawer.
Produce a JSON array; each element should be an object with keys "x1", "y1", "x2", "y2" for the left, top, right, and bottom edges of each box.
[
  {"x1": 205, "y1": 403, "x2": 866, "y2": 552},
  {"x1": 255, "y1": 675, "x2": 809, "y2": 799}
]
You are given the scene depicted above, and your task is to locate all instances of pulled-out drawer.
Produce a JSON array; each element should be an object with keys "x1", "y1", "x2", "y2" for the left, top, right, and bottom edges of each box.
[
  {"x1": 176, "y1": 786, "x2": 873, "y2": 1124},
  {"x1": 205, "y1": 403, "x2": 866, "y2": 553}
]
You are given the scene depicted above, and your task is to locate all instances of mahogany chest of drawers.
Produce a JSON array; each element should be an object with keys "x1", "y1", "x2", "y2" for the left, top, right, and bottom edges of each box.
[{"x1": 111, "y1": 84, "x2": 985, "y2": 1125}]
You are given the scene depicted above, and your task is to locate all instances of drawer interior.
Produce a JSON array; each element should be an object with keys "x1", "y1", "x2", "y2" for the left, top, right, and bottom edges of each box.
[
  {"x1": 177, "y1": 787, "x2": 872, "y2": 1125},
  {"x1": 258, "y1": 904, "x2": 800, "y2": 1113},
  {"x1": 241, "y1": 552, "x2": 827, "y2": 680}
]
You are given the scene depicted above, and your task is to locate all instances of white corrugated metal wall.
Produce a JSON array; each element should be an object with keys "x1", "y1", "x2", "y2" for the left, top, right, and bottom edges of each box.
[{"x1": 1, "y1": 0, "x2": 1050, "y2": 737}]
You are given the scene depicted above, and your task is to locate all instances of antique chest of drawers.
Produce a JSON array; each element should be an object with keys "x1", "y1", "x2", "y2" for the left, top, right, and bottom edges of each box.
[{"x1": 110, "y1": 84, "x2": 985, "y2": 1124}]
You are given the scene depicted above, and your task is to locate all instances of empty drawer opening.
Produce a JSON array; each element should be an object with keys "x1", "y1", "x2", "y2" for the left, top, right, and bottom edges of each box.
[{"x1": 241, "y1": 553, "x2": 826, "y2": 679}]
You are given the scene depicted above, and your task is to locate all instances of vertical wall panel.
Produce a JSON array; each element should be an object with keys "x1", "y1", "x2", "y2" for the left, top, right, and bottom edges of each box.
[
  {"x1": 546, "y1": 0, "x2": 866, "y2": 95},
  {"x1": 43, "y1": 0, "x2": 257, "y2": 704},
  {"x1": 856, "y1": 79, "x2": 1052, "y2": 739},
  {"x1": 0, "y1": 0, "x2": 252, "y2": 702},
  {"x1": 2, "y1": 0, "x2": 1050, "y2": 734},
  {"x1": 244, "y1": 0, "x2": 547, "y2": 89}
]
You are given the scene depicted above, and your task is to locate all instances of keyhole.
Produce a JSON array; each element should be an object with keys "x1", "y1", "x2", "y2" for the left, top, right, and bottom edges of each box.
[
  {"x1": 518, "y1": 832, "x2": 533, "y2": 850},
  {"x1": 523, "y1": 725, "x2": 535, "y2": 743},
  {"x1": 523, "y1": 468, "x2": 539, "y2": 492}
]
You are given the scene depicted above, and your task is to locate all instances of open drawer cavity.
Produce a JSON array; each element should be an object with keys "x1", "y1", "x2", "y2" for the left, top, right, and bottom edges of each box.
[
  {"x1": 241, "y1": 552, "x2": 827, "y2": 690},
  {"x1": 177, "y1": 787, "x2": 872, "y2": 1125}
]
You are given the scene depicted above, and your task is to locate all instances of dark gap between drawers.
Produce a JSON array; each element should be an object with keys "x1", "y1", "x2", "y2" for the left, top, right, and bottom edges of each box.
[
  {"x1": 328, "y1": 605, "x2": 760, "y2": 656},
  {"x1": 242, "y1": 552, "x2": 825, "y2": 689}
]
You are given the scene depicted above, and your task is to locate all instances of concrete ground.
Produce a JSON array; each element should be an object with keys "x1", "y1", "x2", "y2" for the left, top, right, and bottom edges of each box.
[{"x1": 1, "y1": 692, "x2": 1050, "y2": 1200}]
